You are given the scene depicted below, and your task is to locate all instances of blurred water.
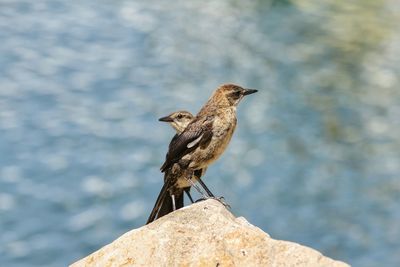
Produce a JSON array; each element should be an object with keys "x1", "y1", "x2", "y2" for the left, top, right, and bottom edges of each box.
[{"x1": 1, "y1": 0, "x2": 400, "y2": 266}]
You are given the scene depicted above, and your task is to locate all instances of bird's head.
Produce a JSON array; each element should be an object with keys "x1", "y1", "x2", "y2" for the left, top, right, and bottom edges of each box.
[
  {"x1": 214, "y1": 83, "x2": 258, "y2": 107},
  {"x1": 158, "y1": 110, "x2": 194, "y2": 133}
]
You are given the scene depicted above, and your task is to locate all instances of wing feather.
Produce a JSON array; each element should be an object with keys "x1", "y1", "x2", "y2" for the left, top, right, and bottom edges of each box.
[
  {"x1": 187, "y1": 134, "x2": 203, "y2": 148},
  {"x1": 160, "y1": 117, "x2": 213, "y2": 172}
]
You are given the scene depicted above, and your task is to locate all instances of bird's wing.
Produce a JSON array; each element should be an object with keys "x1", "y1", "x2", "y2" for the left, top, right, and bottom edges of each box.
[{"x1": 160, "y1": 117, "x2": 213, "y2": 172}]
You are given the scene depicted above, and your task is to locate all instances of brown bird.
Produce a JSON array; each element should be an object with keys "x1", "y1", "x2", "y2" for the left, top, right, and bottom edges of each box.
[
  {"x1": 160, "y1": 84, "x2": 257, "y2": 172},
  {"x1": 147, "y1": 84, "x2": 257, "y2": 224}
]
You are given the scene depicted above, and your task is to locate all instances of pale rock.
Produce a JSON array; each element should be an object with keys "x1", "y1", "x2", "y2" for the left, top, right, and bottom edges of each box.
[{"x1": 71, "y1": 199, "x2": 349, "y2": 267}]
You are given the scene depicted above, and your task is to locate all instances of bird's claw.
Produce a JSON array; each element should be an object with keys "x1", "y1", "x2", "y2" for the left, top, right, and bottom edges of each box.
[{"x1": 195, "y1": 196, "x2": 231, "y2": 209}]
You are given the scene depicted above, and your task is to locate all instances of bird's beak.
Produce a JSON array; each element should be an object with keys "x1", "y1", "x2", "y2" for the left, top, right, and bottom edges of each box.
[
  {"x1": 243, "y1": 89, "x2": 258, "y2": 96},
  {"x1": 158, "y1": 116, "x2": 173, "y2": 122}
]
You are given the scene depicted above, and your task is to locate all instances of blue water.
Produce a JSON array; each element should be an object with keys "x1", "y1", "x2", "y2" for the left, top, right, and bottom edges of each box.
[{"x1": 1, "y1": 1, "x2": 399, "y2": 266}]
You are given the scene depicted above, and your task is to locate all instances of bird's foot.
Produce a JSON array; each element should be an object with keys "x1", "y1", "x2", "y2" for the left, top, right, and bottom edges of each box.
[{"x1": 195, "y1": 196, "x2": 231, "y2": 209}]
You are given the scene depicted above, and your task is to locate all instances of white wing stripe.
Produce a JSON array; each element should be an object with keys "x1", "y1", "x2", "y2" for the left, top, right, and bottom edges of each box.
[{"x1": 187, "y1": 134, "x2": 203, "y2": 148}]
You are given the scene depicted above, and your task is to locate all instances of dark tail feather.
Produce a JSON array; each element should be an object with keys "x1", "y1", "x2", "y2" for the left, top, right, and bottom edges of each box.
[
  {"x1": 156, "y1": 191, "x2": 173, "y2": 219},
  {"x1": 176, "y1": 192, "x2": 184, "y2": 209},
  {"x1": 146, "y1": 187, "x2": 186, "y2": 225},
  {"x1": 157, "y1": 190, "x2": 184, "y2": 219},
  {"x1": 146, "y1": 180, "x2": 171, "y2": 224},
  {"x1": 147, "y1": 165, "x2": 189, "y2": 224}
]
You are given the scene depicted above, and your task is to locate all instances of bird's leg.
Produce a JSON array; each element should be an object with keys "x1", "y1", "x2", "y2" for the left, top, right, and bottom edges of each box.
[
  {"x1": 195, "y1": 195, "x2": 231, "y2": 209},
  {"x1": 184, "y1": 171, "x2": 209, "y2": 199},
  {"x1": 192, "y1": 169, "x2": 216, "y2": 198},
  {"x1": 186, "y1": 177, "x2": 208, "y2": 199},
  {"x1": 171, "y1": 194, "x2": 176, "y2": 211},
  {"x1": 184, "y1": 188, "x2": 195, "y2": 203},
  {"x1": 197, "y1": 177, "x2": 215, "y2": 198},
  {"x1": 191, "y1": 171, "x2": 230, "y2": 208}
]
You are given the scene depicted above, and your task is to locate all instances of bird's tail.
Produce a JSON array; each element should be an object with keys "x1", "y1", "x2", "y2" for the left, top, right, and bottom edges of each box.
[
  {"x1": 157, "y1": 189, "x2": 183, "y2": 219},
  {"x1": 146, "y1": 180, "x2": 184, "y2": 224}
]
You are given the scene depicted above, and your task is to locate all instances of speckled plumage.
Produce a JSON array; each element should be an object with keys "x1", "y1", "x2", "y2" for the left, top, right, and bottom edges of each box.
[
  {"x1": 161, "y1": 84, "x2": 256, "y2": 172},
  {"x1": 147, "y1": 84, "x2": 257, "y2": 224}
]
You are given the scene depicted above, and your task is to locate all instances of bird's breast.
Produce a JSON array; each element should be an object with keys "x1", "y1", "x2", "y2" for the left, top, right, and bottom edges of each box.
[{"x1": 188, "y1": 109, "x2": 237, "y2": 169}]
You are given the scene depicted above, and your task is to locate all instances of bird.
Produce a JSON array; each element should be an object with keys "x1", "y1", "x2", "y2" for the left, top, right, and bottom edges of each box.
[
  {"x1": 160, "y1": 83, "x2": 257, "y2": 172},
  {"x1": 158, "y1": 110, "x2": 194, "y2": 133},
  {"x1": 146, "y1": 111, "x2": 215, "y2": 224},
  {"x1": 146, "y1": 83, "x2": 257, "y2": 224},
  {"x1": 158, "y1": 110, "x2": 215, "y2": 201}
]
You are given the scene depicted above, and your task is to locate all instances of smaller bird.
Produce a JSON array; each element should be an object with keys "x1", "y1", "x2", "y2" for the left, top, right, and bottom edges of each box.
[
  {"x1": 158, "y1": 111, "x2": 215, "y2": 197},
  {"x1": 158, "y1": 110, "x2": 194, "y2": 133},
  {"x1": 146, "y1": 111, "x2": 215, "y2": 224}
]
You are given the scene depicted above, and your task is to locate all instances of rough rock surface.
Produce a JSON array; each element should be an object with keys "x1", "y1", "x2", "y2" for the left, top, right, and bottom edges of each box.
[{"x1": 71, "y1": 200, "x2": 349, "y2": 267}]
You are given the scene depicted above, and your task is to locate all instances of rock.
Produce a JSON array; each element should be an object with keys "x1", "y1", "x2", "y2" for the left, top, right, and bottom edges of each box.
[{"x1": 70, "y1": 200, "x2": 349, "y2": 267}]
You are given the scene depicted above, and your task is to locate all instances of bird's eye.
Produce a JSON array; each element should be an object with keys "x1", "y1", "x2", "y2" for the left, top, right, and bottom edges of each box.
[
  {"x1": 177, "y1": 114, "x2": 183, "y2": 119},
  {"x1": 233, "y1": 91, "x2": 241, "y2": 98}
]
